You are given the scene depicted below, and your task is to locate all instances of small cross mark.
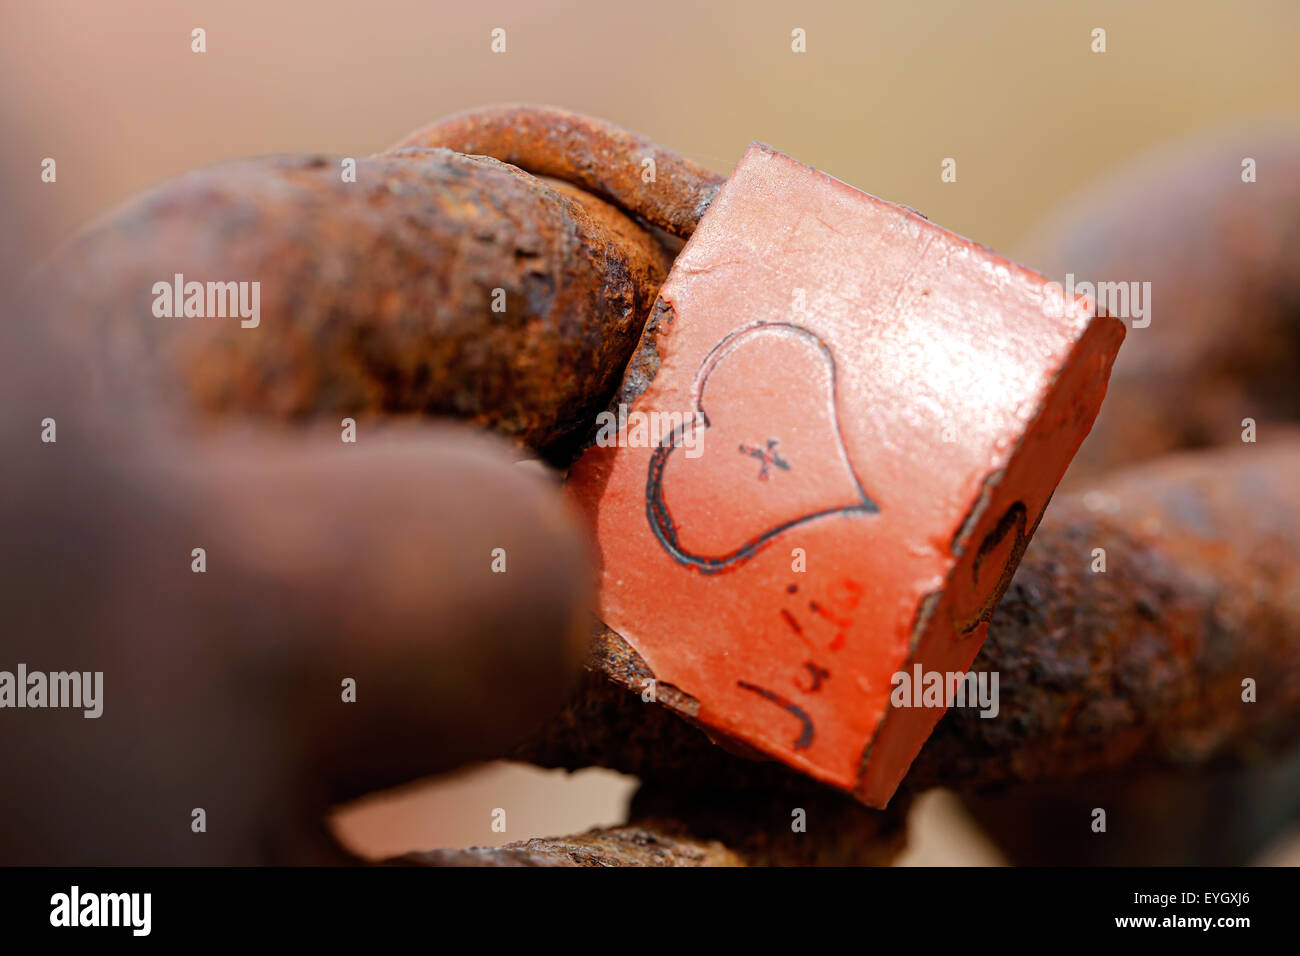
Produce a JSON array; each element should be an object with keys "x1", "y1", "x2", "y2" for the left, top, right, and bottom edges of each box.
[{"x1": 738, "y1": 438, "x2": 790, "y2": 480}]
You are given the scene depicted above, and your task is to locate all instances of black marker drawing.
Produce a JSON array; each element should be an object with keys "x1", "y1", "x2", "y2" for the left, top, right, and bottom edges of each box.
[
  {"x1": 737, "y1": 680, "x2": 815, "y2": 750},
  {"x1": 739, "y1": 438, "x2": 790, "y2": 480},
  {"x1": 801, "y1": 661, "x2": 831, "y2": 693},
  {"x1": 645, "y1": 322, "x2": 879, "y2": 574},
  {"x1": 954, "y1": 499, "x2": 1029, "y2": 634}
]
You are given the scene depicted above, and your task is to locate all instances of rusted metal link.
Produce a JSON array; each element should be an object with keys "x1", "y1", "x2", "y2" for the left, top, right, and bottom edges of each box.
[
  {"x1": 390, "y1": 104, "x2": 726, "y2": 239},
  {"x1": 392, "y1": 819, "x2": 747, "y2": 867},
  {"x1": 393, "y1": 780, "x2": 910, "y2": 867},
  {"x1": 37, "y1": 148, "x2": 673, "y2": 460}
]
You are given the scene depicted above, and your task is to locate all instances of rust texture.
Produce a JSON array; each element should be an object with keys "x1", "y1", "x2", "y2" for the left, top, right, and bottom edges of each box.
[
  {"x1": 393, "y1": 782, "x2": 909, "y2": 867},
  {"x1": 393, "y1": 820, "x2": 746, "y2": 867},
  {"x1": 33, "y1": 148, "x2": 674, "y2": 461},
  {"x1": 390, "y1": 104, "x2": 727, "y2": 239}
]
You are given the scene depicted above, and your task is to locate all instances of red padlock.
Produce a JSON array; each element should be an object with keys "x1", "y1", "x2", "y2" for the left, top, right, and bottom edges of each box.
[{"x1": 568, "y1": 143, "x2": 1124, "y2": 807}]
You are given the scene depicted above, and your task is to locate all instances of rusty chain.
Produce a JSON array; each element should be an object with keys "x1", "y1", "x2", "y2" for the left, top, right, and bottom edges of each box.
[{"x1": 28, "y1": 105, "x2": 1300, "y2": 866}]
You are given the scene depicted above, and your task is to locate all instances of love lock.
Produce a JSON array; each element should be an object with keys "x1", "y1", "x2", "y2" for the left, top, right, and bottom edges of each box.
[{"x1": 568, "y1": 143, "x2": 1125, "y2": 807}]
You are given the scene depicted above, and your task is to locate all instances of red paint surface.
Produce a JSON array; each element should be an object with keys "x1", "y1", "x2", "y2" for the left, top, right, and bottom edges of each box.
[{"x1": 568, "y1": 144, "x2": 1124, "y2": 806}]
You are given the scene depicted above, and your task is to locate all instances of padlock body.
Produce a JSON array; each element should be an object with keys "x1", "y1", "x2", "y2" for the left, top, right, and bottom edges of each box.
[{"x1": 569, "y1": 143, "x2": 1124, "y2": 806}]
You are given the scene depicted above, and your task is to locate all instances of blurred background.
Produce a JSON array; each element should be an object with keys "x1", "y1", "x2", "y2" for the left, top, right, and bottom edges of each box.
[{"x1": 4, "y1": 0, "x2": 1298, "y2": 863}]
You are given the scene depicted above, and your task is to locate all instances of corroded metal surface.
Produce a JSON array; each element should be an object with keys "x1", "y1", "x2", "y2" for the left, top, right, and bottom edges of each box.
[
  {"x1": 33, "y1": 148, "x2": 673, "y2": 460},
  {"x1": 390, "y1": 104, "x2": 726, "y2": 239},
  {"x1": 393, "y1": 821, "x2": 745, "y2": 867},
  {"x1": 394, "y1": 783, "x2": 909, "y2": 867}
]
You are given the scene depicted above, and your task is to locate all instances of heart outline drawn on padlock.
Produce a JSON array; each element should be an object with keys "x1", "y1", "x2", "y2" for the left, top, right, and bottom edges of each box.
[{"x1": 645, "y1": 321, "x2": 880, "y2": 574}]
